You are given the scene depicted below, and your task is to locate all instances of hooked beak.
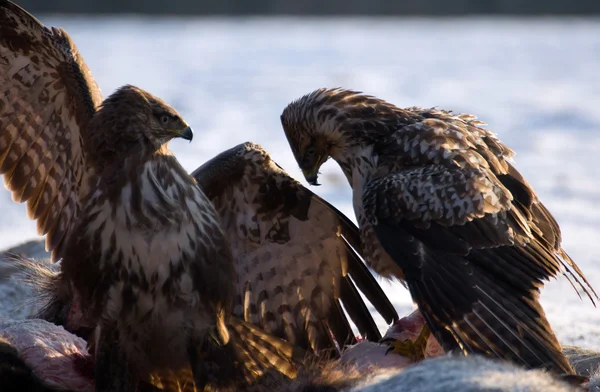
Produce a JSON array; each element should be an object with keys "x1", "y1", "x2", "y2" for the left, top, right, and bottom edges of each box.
[
  {"x1": 173, "y1": 126, "x2": 193, "y2": 142},
  {"x1": 301, "y1": 155, "x2": 324, "y2": 186},
  {"x1": 302, "y1": 168, "x2": 320, "y2": 186}
]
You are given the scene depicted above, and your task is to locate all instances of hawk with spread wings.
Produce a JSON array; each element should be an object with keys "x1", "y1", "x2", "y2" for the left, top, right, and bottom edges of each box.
[
  {"x1": 280, "y1": 87, "x2": 598, "y2": 375},
  {"x1": 0, "y1": 2, "x2": 300, "y2": 390},
  {"x1": 15, "y1": 143, "x2": 399, "y2": 366},
  {"x1": 191, "y1": 142, "x2": 398, "y2": 355}
]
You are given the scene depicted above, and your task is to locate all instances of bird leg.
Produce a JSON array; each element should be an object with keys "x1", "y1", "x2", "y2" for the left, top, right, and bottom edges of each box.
[
  {"x1": 383, "y1": 324, "x2": 431, "y2": 362},
  {"x1": 94, "y1": 324, "x2": 138, "y2": 392},
  {"x1": 186, "y1": 336, "x2": 214, "y2": 391},
  {"x1": 187, "y1": 331, "x2": 241, "y2": 391}
]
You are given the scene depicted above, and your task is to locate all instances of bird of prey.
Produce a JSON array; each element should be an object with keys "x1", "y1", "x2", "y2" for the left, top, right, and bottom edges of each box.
[
  {"x1": 10, "y1": 142, "x2": 399, "y2": 361},
  {"x1": 191, "y1": 141, "x2": 398, "y2": 356},
  {"x1": 0, "y1": 2, "x2": 299, "y2": 390},
  {"x1": 280, "y1": 87, "x2": 598, "y2": 375}
]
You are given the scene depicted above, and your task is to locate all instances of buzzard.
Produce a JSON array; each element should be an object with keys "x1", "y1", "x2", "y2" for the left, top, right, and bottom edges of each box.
[
  {"x1": 191, "y1": 141, "x2": 398, "y2": 355},
  {"x1": 280, "y1": 87, "x2": 598, "y2": 375},
  {"x1": 11, "y1": 142, "x2": 399, "y2": 362},
  {"x1": 0, "y1": 1, "x2": 299, "y2": 390}
]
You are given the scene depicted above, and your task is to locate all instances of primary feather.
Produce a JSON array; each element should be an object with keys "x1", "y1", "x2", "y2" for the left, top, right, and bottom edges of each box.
[
  {"x1": 0, "y1": 1, "x2": 300, "y2": 390},
  {"x1": 280, "y1": 87, "x2": 598, "y2": 375},
  {"x1": 191, "y1": 141, "x2": 398, "y2": 355}
]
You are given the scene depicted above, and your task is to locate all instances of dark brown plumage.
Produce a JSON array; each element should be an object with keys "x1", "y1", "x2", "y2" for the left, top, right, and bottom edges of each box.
[
  {"x1": 8, "y1": 140, "x2": 399, "y2": 391},
  {"x1": 191, "y1": 142, "x2": 398, "y2": 356},
  {"x1": 0, "y1": 1, "x2": 299, "y2": 390},
  {"x1": 280, "y1": 87, "x2": 598, "y2": 375}
]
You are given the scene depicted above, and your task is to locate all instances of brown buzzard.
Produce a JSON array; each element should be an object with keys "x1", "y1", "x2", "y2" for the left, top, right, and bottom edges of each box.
[
  {"x1": 0, "y1": 1, "x2": 299, "y2": 390},
  {"x1": 280, "y1": 87, "x2": 598, "y2": 375},
  {"x1": 191, "y1": 142, "x2": 398, "y2": 355}
]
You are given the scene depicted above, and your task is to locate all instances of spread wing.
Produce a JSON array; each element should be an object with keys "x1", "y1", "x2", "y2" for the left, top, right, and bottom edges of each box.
[
  {"x1": 383, "y1": 110, "x2": 596, "y2": 300},
  {"x1": 362, "y1": 162, "x2": 595, "y2": 374},
  {"x1": 0, "y1": 0, "x2": 102, "y2": 261},
  {"x1": 192, "y1": 142, "x2": 398, "y2": 355}
]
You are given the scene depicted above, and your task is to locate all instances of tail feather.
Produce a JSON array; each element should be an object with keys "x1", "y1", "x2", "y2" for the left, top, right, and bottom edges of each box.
[
  {"x1": 228, "y1": 316, "x2": 306, "y2": 382},
  {"x1": 145, "y1": 319, "x2": 308, "y2": 392}
]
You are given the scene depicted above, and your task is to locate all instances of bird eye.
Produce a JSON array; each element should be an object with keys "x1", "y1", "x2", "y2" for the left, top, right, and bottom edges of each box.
[
  {"x1": 306, "y1": 145, "x2": 316, "y2": 157},
  {"x1": 160, "y1": 114, "x2": 170, "y2": 124}
]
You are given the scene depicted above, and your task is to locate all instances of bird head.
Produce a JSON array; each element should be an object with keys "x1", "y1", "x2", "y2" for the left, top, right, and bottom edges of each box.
[
  {"x1": 281, "y1": 88, "x2": 407, "y2": 186},
  {"x1": 144, "y1": 96, "x2": 193, "y2": 145},
  {"x1": 280, "y1": 88, "x2": 348, "y2": 186},
  {"x1": 282, "y1": 133, "x2": 330, "y2": 186},
  {"x1": 128, "y1": 86, "x2": 193, "y2": 145},
  {"x1": 91, "y1": 85, "x2": 193, "y2": 158}
]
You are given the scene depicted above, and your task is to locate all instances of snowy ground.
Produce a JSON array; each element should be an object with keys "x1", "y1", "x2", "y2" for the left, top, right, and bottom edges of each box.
[{"x1": 0, "y1": 16, "x2": 599, "y2": 349}]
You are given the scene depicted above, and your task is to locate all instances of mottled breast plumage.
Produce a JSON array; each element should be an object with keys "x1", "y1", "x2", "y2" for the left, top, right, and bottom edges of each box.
[{"x1": 280, "y1": 87, "x2": 598, "y2": 375}]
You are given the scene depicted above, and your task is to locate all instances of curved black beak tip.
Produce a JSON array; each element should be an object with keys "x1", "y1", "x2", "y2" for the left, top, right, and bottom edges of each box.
[
  {"x1": 181, "y1": 126, "x2": 193, "y2": 142},
  {"x1": 306, "y1": 175, "x2": 320, "y2": 186}
]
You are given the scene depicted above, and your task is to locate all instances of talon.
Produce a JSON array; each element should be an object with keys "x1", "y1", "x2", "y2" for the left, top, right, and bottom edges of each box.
[
  {"x1": 382, "y1": 325, "x2": 431, "y2": 362},
  {"x1": 414, "y1": 324, "x2": 431, "y2": 349}
]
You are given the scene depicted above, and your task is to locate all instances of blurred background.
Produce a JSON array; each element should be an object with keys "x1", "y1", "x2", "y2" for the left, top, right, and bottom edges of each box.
[
  {"x1": 2, "y1": 1, "x2": 600, "y2": 348},
  {"x1": 13, "y1": 0, "x2": 600, "y2": 15}
]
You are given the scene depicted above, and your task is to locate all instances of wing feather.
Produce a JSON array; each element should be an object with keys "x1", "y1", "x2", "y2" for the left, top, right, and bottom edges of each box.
[
  {"x1": 338, "y1": 276, "x2": 380, "y2": 341},
  {"x1": 411, "y1": 112, "x2": 596, "y2": 301},
  {"x1": 192, "y1": 142, "x2": 397, "y2": 354},
  {"x1": 313, "y1": 194, "x2": 399, "y2": 325},
  {"x1": 0, "y1": 0, "x2": 102, "y2": 260},
  {"x1": 363, "y1": 164, "x2": 583, "y2": 374}
]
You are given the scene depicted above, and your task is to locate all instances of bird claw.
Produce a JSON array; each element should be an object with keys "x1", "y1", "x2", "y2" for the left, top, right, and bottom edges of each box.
[
  {"x1": 383, "y1": 338, "x2": 426, "y2": 361},
  {"x1": 382, "y1": 325, "x2": 431, "y2": 362}
]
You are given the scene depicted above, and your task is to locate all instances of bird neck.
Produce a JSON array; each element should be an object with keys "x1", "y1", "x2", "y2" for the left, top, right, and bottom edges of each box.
[
  {"x1": 332, "y1": 144, "x2": 380, "y2": 190},
  {"x1": 143, "y1": 153, "x2": 194, "y2": 194},
  {"x1": 154, "y1": 143, "x2": 174, "y2": 157},
  {"x1": 89, "y1": 148, "x2": 192, "y2": 216}
]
